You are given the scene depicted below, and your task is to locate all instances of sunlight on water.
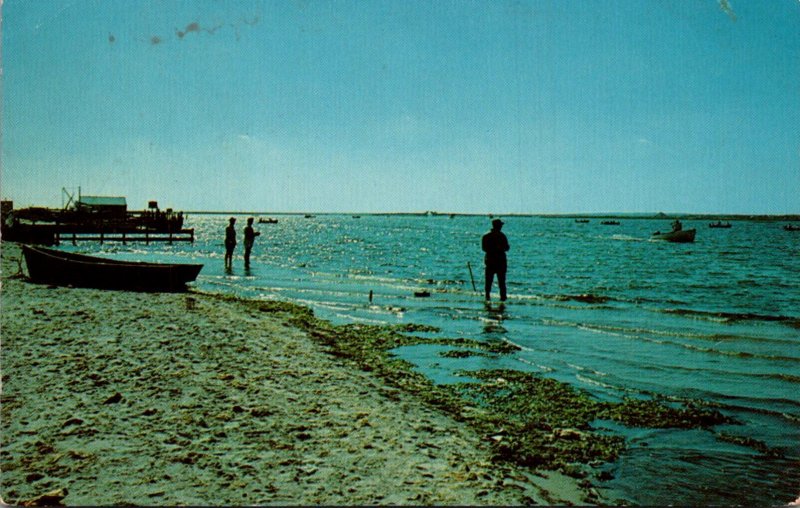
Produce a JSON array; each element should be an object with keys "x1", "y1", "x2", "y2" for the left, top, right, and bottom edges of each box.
[{"x1": 61, "y1": 214, "x2": 800, "y2": 505}]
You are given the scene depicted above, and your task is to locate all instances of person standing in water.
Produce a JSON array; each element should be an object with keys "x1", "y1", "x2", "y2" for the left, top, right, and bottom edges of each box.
[
  {"x1": 224, "y1": 217, "x2": 237, "y2": 269},
  {"x1": 482, "y1": 218, "x2": 510, "y2": 302},
  {"x1": 243, "y1": 217, "x2": 261, "y2": 268}
]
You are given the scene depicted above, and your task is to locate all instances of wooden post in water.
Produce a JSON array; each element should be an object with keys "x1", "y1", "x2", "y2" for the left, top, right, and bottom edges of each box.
[{"x1": 467, "y1": 262, "x2": 477, "y2": 293}]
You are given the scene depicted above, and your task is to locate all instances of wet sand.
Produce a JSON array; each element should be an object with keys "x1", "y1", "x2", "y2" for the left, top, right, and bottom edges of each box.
[{"x1": 0, "y1": 242, "x2": 586, "y2": 505}]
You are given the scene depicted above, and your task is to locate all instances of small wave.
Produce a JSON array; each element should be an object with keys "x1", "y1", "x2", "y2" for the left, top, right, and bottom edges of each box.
[
  {"x1": 570, "y1": 321, "x2": 796, "y2": 345},
  {"x1": 543, "y1": 319, "x2": 800, "y2": 362},
  {"x1": 662, "y1": 308, "x2": 800, "y2": 328},
  {"x1": 611, "y1": 234, "x2": 643, "y2": 242},
  {"x1": 513, "y1": 356, "x2": 554, "y2": 372}
]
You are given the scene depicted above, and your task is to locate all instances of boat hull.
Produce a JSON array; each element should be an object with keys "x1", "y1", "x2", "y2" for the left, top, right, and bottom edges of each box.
[
  {"x1": 652, "y1": 228, "x2": 696, "y2": 243},
  {"x1": 22, "y1": 245, "x2": 203, "y2": 292}
]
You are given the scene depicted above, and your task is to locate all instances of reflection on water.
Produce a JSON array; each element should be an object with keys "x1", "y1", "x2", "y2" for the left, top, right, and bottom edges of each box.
[
  {"x1": 62, "y1": 214, "x2": 800, "y2": 505},
  {"x1": 482, "y1": 302, "x2": 507, "y2": 336}
]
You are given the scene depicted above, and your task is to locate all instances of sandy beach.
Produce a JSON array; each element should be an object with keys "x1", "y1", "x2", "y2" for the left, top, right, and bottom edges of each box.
[{"x1": 0, "y1": 241, "x2": 587, "y2": 506}]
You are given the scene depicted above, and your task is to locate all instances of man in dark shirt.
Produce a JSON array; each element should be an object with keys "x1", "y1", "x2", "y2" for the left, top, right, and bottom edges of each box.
[
  {"x1": 224, "y1": 217, "x2": 236, "y2": 269},
  {"x1": 482, "y1": 218, "x2": 510, "y2": 302},
  {"x1": 243, "y1": 217, "x2": 261, "y2": 268}
]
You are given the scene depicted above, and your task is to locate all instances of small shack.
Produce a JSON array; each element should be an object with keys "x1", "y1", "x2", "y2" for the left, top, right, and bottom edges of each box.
[{"x1": 75, "y1": 196, "x2": 127, "y2": 219}]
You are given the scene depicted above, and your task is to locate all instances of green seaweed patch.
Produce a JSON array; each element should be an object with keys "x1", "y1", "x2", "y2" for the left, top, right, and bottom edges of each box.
[
  {"x1": 715, "y1": 432, "x2": 784, "y2": 457},
  {"x1": 448, "y1": 369, "x2": 737, "y2": 474},
  {"x1": 493, "y1": 425, "x2": 625, "y2": 470},
  {"x1": 451, "y1": 370, "x2": 626, "y2": 471},
  {"x1": 390, "y1": 323, "x2": 441, "y2": 333},
  {"x1": 458, "y1": 370, "x2": 600, "y2": 429},
  {"x1": 598, "y1": 398, "x2": 734, "y2": 429}
]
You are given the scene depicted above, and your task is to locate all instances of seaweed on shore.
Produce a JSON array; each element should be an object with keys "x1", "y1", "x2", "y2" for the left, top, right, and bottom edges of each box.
[
  {"x1": 598, "y1": 398, "x2": 733, "y2": 429},
  {"x1": 219, "y1": 294, "x2": 739, "y2": 481}
]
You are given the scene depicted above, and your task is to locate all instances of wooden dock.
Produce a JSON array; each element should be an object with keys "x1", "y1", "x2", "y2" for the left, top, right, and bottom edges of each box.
[{"x1": 54, "y1": 229, "x2": 195, "y2": 245}]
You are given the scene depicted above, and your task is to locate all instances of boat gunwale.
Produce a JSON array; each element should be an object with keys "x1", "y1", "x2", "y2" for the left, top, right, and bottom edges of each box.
[{"x1": 23, "y1": 244, "x2": 203, "y2": 270}]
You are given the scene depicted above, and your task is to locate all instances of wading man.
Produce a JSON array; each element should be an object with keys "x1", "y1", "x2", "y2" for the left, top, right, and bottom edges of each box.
[
  {"x1": 224, "y1": 217, "x2": 236, "y2": 269},
  {"x1": 243, "y1": 217, "x2": 261, "y2": 268},
  {"x1": 482, "y1": 218, "x2": 509, "y2": 302}
]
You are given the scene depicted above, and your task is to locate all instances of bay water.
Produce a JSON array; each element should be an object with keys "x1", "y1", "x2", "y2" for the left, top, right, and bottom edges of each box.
[{"x1": 62, "y1": 214, "x2": 800, "y2": 505}]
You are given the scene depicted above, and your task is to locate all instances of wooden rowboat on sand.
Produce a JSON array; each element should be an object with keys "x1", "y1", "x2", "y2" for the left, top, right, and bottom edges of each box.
[
  {"x1": 651, "y1": 229, "x2": 697, "y2": 243},
  {"x1": 22, "y1": 244, "x2": 203, "y2": 291}
]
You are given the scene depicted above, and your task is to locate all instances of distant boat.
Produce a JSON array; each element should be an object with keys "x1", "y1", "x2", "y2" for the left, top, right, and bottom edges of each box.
[
  {"x1": 784, "y1": 225, "x2": 800, "y2": 231},
  {"x1": 258, "y1": 218, "x2": 278, "y2": 224},
  {"x1": 22, "y1": 245, "x2": 203, "y2": 291},
  {"x1": 352, "y1": 215, "x2": 361, "y2": 219},
  {"x1": 304, "y1": 214, "x2": 316, "y2": 219},
  {"x1": 601, "y1": 220, "x2": 620, "y2": 225},
  {"x1": 709, "y1": 222, "x2": 732, "y2": 228},
  {"x1": 575, "y1": 219, "x2": 590, "y2": 223},
  {"x1": 651, "y1": 229, "x2": 697, "y2": 243}
]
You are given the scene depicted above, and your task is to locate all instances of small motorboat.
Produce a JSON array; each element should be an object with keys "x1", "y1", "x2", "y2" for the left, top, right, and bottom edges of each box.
[
  {"x1": 784, "y1": 225, "x2": 800, "y2": 232},
  {"x1": 575, "y1": 219, "x2": 590, "y2": 223},
  {"x1": 709, "y1": 222, "x2": 732, "y2": 229},
  {"x1": 601, "y1": 221, "x2": 620, "y2": 225},
  {"x1": 258, "y1": 218, "x2": 278, "y2": 224},
  {"x1": 22, "y1": 245, "x2": 203, "y2": 291},
  {"x1": 651, "y1": 228, "x2": 697, "y2": 243}
]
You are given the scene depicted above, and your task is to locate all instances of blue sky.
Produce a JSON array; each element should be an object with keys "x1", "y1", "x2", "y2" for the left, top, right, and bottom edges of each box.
[{"x1": 2, "y1": 0, "x2": 798, "y2": 214}]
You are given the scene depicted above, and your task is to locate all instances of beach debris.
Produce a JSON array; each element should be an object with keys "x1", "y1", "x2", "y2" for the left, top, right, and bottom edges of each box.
[
  {"x1": 556, "y1": 294, "x2": 611, "y2": 304},
  {"x1": 249, "y1": 406, "x2": 272, "y2": 417},
  {"x1": 25, "y1": 473, "x2": 45, "y2": 483},
  {"x1": 21, "y1": 487, "x2": 68, "y2": 506},
  {"x1": 103, "y1": 392, "x2": 123, "y2": 404},
  {"x1": 61, "y1": 417, "x2": 84, "y2": 428}
]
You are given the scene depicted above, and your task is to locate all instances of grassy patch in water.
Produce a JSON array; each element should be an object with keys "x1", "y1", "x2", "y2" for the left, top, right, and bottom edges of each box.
[{"x1": 715, "y1": 432, "x2": 784, "y2": 457}]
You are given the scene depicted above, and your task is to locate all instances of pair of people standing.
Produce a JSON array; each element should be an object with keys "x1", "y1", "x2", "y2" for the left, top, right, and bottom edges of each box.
[{"x1": 224, "y1": 217, "x2": 260, "y2": 269}]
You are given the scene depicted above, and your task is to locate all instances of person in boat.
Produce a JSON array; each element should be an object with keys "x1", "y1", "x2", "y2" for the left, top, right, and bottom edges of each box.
[
  {"x1": 243, "y1": 217, "x2": 261, "y2": 268},
  {"x1": 671, "y1": 219, "x2": 683, "y2": 232},
  {"x1": 224, "y1": 217, "x2": 237, "y2": 268},
  {"x1": 482, "y1": 218, "x2": 510, "y2": 302}
]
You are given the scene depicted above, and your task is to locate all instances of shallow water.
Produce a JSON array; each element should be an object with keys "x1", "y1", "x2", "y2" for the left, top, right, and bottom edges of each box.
[{"x1": 62, "y1": 214, "x2": 800, "y2": 505}]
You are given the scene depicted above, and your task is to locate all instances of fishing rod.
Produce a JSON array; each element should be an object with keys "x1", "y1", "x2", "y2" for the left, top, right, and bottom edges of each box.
[{"x1": 466, "y1": 261, "x2": 477, "y2": 293}]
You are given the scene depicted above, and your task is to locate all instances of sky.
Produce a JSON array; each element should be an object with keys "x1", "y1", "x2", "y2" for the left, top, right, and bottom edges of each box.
[{"x1": 1, "y1": 0, "x2": 798, "y2": 214}]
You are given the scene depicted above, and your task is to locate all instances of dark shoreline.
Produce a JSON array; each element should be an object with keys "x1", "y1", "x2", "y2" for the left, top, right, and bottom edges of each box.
[{"x1": 184, "y1": 210, "x2": 800, "y2": 221}]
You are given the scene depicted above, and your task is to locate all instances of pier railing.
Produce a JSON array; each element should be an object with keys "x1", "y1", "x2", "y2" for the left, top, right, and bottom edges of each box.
[{"x1": 54, "y1": 229, "x2": 195, "y2": 245}]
